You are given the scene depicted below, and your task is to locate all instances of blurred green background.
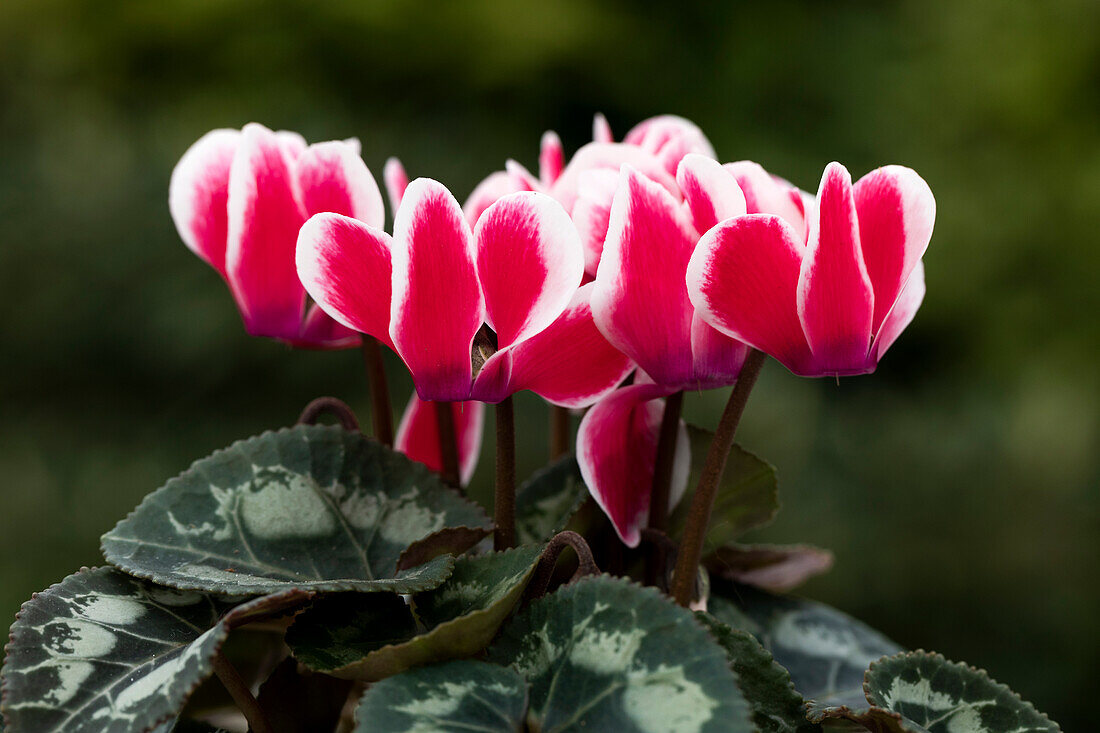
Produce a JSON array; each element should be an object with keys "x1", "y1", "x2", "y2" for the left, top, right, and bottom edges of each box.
[{"x1": 1, "y1": 0, "x2": 1096, "y2": 727}]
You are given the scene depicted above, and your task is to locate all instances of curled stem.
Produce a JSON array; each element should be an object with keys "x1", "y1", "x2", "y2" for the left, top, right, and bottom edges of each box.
[
  {"x1": 297, "y1": 397, "x2": 360, "y2": 432},
  {"x1": 213, "y1": 652, "x2": 274, "y2": 733},
  {"x1": 494, "y1": 396, "x2": 516, "y2": 550},
  {"x1": 549, "y1": 405, "x2": 571, "y2": 460},
  {"x1": 434, "y1": 401, "x2": 461, "y2": 489},
  {"x1": 671, "y1": 350, "x2": 767, "y2": 606},
  {"x1": 360, "y1": 336, "x2": 394, "y2": 447},
  {"x1": 526, "y1": 531, "x2": 600, "y2": 601}
]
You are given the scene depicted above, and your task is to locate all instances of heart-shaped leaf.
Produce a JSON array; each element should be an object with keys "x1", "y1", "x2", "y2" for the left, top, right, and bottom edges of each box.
[
  {"x1": 705, "y1": 544, "x2": 833, "y2": 593},
  {"x1": 102, "y1": 425, "x2": 489, "y2": 594},
  {"x1": 669, "y1": 427, "x2": 778, "y2": 553},
  {"x1": 489, "y1": 575, "x2": 754, "y2": 732},
  {"x1": 709, "y1": 583, "x2": 901, "y2": 709},
  {"x1": 696, "y1": 613, "x2": 820, "y2": 733},
  {"x1": 354, "y1": 660, "x2": 527, "y2": 732},
  {"x1": 287, "y1": 545, "x2": 543, "y2": 680},
  {"x1": 0, "y1": 567, "x2": 308, "y2": 733},
  {"x1": 515, "y1": 455, "x2": 588, "y2": 546}
]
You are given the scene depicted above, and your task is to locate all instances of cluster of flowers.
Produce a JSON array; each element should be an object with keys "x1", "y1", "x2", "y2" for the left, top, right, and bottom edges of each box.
[{"x1": 170, "y1": 115, "x2": 934, "y2": 547}]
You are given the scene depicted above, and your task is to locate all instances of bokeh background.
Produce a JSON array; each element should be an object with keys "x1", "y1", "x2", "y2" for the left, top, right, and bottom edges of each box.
[{"x1": 1, "y1": 0, "x2": 1096, "y2": 727}]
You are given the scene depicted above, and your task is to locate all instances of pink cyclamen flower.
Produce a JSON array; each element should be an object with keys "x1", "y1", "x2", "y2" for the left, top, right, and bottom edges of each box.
[
  {"x1": 395, "y1": 393, "x2": 484, "y2": 485},
  {"x1": 170, "y1": 123, "x2": 385, "y2": 348},
  {"x1": 687, "y1": 161, "x2": 935, "y2": 377},
  {"x1": 297, "y1": 179, "x2": 633, "y2": 406},
  {"x1": 576, "y1": 384, "x2": 690, "y2": 547}
]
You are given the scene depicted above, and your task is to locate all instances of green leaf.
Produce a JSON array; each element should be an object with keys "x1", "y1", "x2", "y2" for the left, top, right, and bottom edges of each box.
[
  {"x1": 857, "y1": 651, "x2": 1060, "y2": 733},
  {"x1": 0, "y1": 567, "x2": 308, "y2": 733},
  {"x1": 705, "y1": 544, "x2": 833, "y2": 593},
  {"x1": 354, "y1": 660, "x2": 527, "y2": 732},
  {"x1": 709, "y1": 583, "x2": 901, "y2": 709},
  {"x1": 696, "y1": 613, "x2": 820, "y2": 733},
  {"x1": 489, "y1": 575, "x2": 754, "y2": 733},
  {"x1": 102, "y1": 425, "x2": 489, "y2": 594},
  {"x1": 669, "y1": 427, "x2": 779, "y2": 553},
  {"x1": 287, "y1": 545, "x2": 543, "y2": 680},
  {"x1": 515, "y1": 455, "x2": 588, "y2": 545}
]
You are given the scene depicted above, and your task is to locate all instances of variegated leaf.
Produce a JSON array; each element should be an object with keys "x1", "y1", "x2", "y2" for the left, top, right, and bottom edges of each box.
[
  {"x1": 669, "y1": 427, "x2": 778, "y2": 553},
  {"x1": 102, "y1": 425, "x2": 489, "y2": 594},
  {"x1": 489, "y1": 575, "x2": 753, "y2": 732},
  {"x1": 709, "y1": 583, "x2": 901, "y2": 710},
  {"x1": 287, "y1": 545, "x2": 542, "y2": 680},
  {"x1": 354, "y1": 660, "x2": 527, "y2": 732},
  {"x1": 696, "y1": 613, "x2": 820, "y2": 733},
  {"x1": 0, "y1": 567, "x2": 307, "y2": 733},
  {"x1": 515, "y1": 455, "x2": 588, "y2": 546}
]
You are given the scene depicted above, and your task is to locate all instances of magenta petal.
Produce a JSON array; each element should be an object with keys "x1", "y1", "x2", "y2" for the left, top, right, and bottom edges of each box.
[
  {"x1": 853, "y1": 165, "x2": 935, "y2": 332},
  {"x1": 296, "y1": 213, "x2": 394, "y2": 348},
  {"x1": 797, "y1": 163, "x2": 875, "y2": 374},
  {"x1": 391, "y1": 178, "x2": 484, "y2": 402},
  {"x1": 549, "y1": 142, "x2": 678, "y2": 213},
  {"x1": 676, "y1": 153, "x2": 747, "y2": 234},
  {"x1": 383, "y1": 157, "x2": 409, "y2": 215},
  {"x1": 225, "y1": 123, "x2": 308, "y2": 338},
  {"x1": 690, "y1": 314, "x2": 750, "y2": 389},
  {"x1": 592, "y1": 113, "x2": 614, "y2": 143},
  {"x1": 592, "y1": 167, "x2": 698, "y2": 388},
  {"x1": 462, "y1": 170, "x2": 528, "y2": 228},
  {"x1": 872, "y1": 261, "x2": 925, "y2": 362},
  {"x1": 275, "y1": 131, "x2": 307, "y2": 162},
  {"x1": 724, "y1": 161, "x2": 809, "y2": 242},
  {"x1": 293, "y1": 303, "x2": 362, "y2": 350},
  {"x1": 395, "y1": 393, "x2": 485, "y2": 486},
  {"x1": 687, "y1": 214, "x2": 814, "y2": 375},
  {"x1": 294, "y1": 141, "x2": 384, "y2": 228},
  {"x1": 169, "y1": 128, "x2": 241, "y2": 277},
  {"x1": 576, "y1": 384, "x2": 689, "y2": 547},
  {"x1": 623, "y1": 115, "x2": 715, "y2": 175},
  {"x1": 475, "y1": 284, "x2": 633, "y2": 408},
  {"x1": 475, "y1": 191, "x2": 584, "y2": 349},
  {"x1": 539, "y1": 131, "x2": 565, "y2": 186},
  {"x1": 572, "y1": 168, "x2": 619, "y2": 275}
]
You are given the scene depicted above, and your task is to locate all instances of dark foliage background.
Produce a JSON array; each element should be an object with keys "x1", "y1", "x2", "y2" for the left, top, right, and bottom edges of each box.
[{"x1": 1, "y1": 1, "x2": 1096, "y2": 728}]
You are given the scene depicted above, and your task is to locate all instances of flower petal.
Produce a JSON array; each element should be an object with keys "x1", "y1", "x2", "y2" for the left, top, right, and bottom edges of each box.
[
  {"x1": 293, "y1": 303, "x2": 362, "y2": 350},
  {"x1": 462, "y1": 170, "x2": 528, "y2": 228},
  {"x1": 592, "y1": 113, "x2": 614, "y2": 143},
  {"x1": 676, "y1": 153, "x2": 747, "y2": 234},
  {"x1": 690, "y1": 314, "x2": 749, "y2": 389},
  {"x1": 169, "y1": 128, "x2": 241, "y2": 277},
  {"x1": 293, "y1": 141, "x2": 384, "y2": 228},
  {"x1": 383, "y1": 157, "x2": 409, "y2": 215},
  {"x1": 549, "y1": 142, "x2": 678, "y2": 213},
  {"x1": 623, "y1": 115, "x2": 715, "y2": 175},
  {"x1": 391, "y1": 178, "x2": 483, "y2": 401},
  {"x1": 724, "y1": 161, "x2": 809, "y2": 241},
  {"x1": 853, "y1": 165, "x2": 935, "y2": 332},
  {"x1": 296, "y1": 213, "x2": 394, "y2": 348},
  {"x1": 797, "y1": 162, "x2": 875, "y2": 374},
  {"x1": 395, "y1": 393, "x2": 485, "y2": 486},
  {"x1": 687, "y1": 214, "x2": 813, "y2": 375},
  {"x1": 475, "y1": 191, "x2": 584, "y2": 349},
  {"x1": 576, "y1": 384, "x2": 689, "y2": 547},
  {"x1": 225, "y1": 122, "x2": 308, "y2": 338},
  {"x1": 539, "y1": 131, "x2": 564, "y2": 186},
  {"x1": 592, "y1": 166, "x2": 697, "y2": 388},
  {"x1": 572, "y1": 168, "x2": 619, "y2": 275},
  {"x1": 474, "y1": 284, "x2": 633, "y2": 408},
  {"x1": 872, "y1": 261, "x2": 925, "y2": 362}
]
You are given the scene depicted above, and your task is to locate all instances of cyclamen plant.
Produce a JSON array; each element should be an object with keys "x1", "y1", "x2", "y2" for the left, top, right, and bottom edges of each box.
[{"x1": 0, "y1": 116, "x2": 1061, "y2": 733}]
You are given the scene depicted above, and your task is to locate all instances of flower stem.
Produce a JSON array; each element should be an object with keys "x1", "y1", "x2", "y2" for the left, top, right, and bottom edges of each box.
[
  {"x1": 360, "y1": 337, "x2": 393, "y2": 447},
  {"x1": 434, "y1": 401, "x2": 461, "y2": 488},
  {"x1": 646, "y1": 389, "x2": 683, "y2": 585},
  {"x1": 494, "y1": 396, "x2": 517, "y2": 550},
  {"x1": 671, "y1": 350, "x2": 767, "y2": 606},
  {"x1": 213, "y1": 651, "x2": 274, "y2": 733},
  {"x1": 549, "y1": 405, "x2": 571, "y2": 460}
]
